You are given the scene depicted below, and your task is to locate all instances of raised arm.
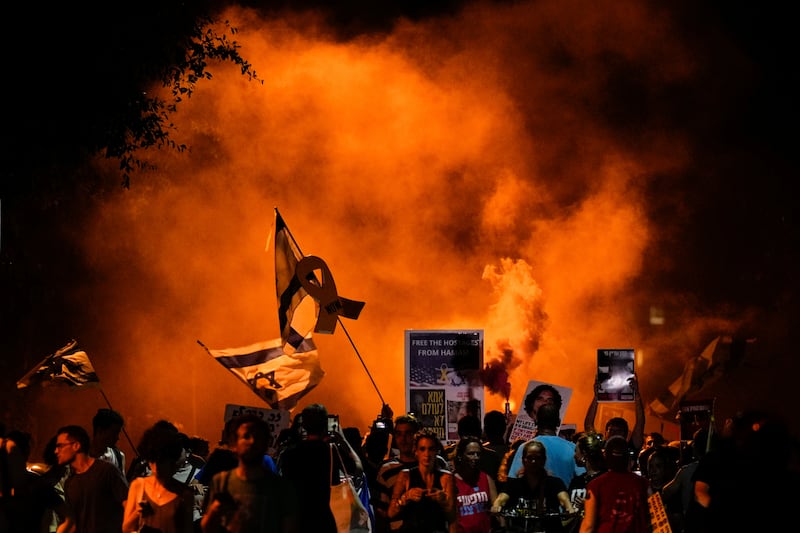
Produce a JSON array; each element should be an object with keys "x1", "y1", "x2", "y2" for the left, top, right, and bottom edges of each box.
[
  {"x1": 332, "y1": 426, "x2": 363, "y2": 476},
  {"x1": 629, "y1": 375, "x2": 645, "y2": 451},
  {"x1": 583, "y1": 379, "x2": 600, "y2": 433}
]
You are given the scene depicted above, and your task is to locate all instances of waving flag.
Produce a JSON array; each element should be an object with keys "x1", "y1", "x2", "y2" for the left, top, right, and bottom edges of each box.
[
  {"x1": 649, "y1": 335, "x2": 754, "y2": 419},
  {"x1": 200, "y1": 335, "x2": 324, "y2": 409},
  {"x1": 272, "y1": 209, "x2": 364, "y2": 351},
  {"x1": 274, "y1": 210, "x2": 317, "y2": 350},
  {"x1": 17, "y1": 339, "x2": 100, "y2": 389}
]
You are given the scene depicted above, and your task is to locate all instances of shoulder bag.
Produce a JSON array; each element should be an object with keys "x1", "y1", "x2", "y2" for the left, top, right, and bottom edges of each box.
[{"x1": 330, "y1": 443, "x2": 372, "y2": 533}]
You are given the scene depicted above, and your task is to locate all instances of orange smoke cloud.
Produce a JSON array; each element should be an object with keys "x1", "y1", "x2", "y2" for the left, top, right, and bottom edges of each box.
[{"x1": 64, "y1": 0, "x2": 734, "y2": 447}]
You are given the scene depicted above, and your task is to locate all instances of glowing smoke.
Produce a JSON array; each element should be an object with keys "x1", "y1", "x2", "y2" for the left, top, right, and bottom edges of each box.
[{"x1": 25, "y1": 0, "x2": 779, "y2": 452}]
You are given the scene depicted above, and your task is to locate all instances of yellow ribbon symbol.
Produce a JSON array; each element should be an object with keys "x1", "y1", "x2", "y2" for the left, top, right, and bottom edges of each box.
[{"x1": 295, "y1": 255, "x2": 365, "y2": 334}]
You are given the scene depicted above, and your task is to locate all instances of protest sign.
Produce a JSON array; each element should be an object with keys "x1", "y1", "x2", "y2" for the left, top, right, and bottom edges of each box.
[
  {"x1": 405, "y1": 330, "x2": 483, "y2": 445},
  {"x1": 507, "y1": 380, "x2": 573, "y2": 443}
]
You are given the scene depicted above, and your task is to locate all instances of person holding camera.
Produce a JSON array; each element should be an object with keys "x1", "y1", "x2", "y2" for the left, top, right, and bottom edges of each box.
[{"x1": 277, "y1": 403, "x2": 341, "y2": 533}]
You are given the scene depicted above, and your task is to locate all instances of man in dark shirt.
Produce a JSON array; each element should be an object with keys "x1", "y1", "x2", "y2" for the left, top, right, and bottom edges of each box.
[
  {"x1": 55, "y1": 424, "x2": 128, "y2": 533},
  {"x1": 277, "y1": 404, "x2": 339, "y2": 533}
]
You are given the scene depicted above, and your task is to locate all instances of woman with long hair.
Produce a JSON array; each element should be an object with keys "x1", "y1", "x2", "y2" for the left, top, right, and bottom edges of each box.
[{"x1": 388, "y1": 428, "x2": 456, "y2": 533}]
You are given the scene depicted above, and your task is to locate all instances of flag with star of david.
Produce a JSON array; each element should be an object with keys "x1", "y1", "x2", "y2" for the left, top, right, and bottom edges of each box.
[{"x1": 200, "y1": 335, "x2": 323, "y2": 409}]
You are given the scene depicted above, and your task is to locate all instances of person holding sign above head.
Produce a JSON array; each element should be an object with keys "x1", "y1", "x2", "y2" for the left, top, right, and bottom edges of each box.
[{"x1": 584, "y1": 374, "x2": 645, "y2": 454}]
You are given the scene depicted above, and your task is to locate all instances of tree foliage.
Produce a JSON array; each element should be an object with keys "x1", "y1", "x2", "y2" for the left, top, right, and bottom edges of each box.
[
  {"x1": 111, "y1": 18, "x2": 261, "y2": 187},
  {"x1": 2, "y1": 2, "x2": 261, "y2": 195}
]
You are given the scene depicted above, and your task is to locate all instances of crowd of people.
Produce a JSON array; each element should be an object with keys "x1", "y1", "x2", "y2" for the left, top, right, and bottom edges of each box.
[{"x1": 1, "y1": 379, "x2": 798, "y2": 532}]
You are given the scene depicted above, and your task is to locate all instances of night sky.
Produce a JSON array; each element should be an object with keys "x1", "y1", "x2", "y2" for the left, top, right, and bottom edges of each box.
[{"x1": 2, "y1": 1, "x2": 797, "y2": 460}]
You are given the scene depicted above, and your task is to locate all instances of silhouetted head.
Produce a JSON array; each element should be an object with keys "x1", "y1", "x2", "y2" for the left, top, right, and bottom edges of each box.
[
  {"x1": 483, "y1": 410, "x2": 507, "y2": 441},
  {"x1": 535, "y1": 404, "x2": 561, "y2": 430},
  {"x1": 301, "y1": 403, "x2": 329, "y2": 438},
  {"x1": 605, "y1": 417, "x2": 629, "y2": 440},
  {"x1": 604, "y1": 435, "x2": 630, "y2": 472},
  {"x1": 457, "y1": 415, "x2": 482, "y2": 439}
]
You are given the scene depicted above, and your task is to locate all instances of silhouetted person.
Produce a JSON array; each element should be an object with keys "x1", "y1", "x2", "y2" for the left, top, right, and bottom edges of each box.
[
  {"x1": 55, "y1": 424, "x2": 129, "y2": 533},
  {"x1": 202, "y1": 414, "x2": 298, "y2": 533},
  {"x1": 90, "y1": 408, "x2": 127, "y2": 477},
  {"x1": 277, "y1": 403, "x2": 337, "y2": 533}
]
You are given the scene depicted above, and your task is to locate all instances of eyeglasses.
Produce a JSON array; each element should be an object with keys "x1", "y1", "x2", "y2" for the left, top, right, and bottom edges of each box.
[{"x1": 55, "y1": 441, "x2": 76, "y2": 450}]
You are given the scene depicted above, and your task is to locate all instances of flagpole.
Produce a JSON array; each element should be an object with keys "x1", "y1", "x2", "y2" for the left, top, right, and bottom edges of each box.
[
  {"x1": 275, "y1": 207, "x2": 305, "y2": 255},
  {"x1": 336, "y1": 318, "x2": 386, "y2": 406},
  {"x1": 275, "y1": 207, "x2": 387, "y2": 408}
]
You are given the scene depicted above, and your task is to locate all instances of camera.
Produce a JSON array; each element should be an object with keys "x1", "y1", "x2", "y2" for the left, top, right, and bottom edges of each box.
[
  {"x1": 327, "y1": 414, "x2": 340, "y2": 434},
  {"x1": 372, "y1": 415, "x2": 393, "y2": 434}
]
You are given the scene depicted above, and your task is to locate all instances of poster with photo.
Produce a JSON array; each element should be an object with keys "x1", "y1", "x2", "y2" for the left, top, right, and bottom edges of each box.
[
  {"x1": 507, "y1": 380, "x2": 573, "y2": 443},
  {"x1": 596, "y1": 348, "x2": 636, "y2": 402},
  {"x1": 405, "y1": 330, "x2": 483, "y2": 445}
]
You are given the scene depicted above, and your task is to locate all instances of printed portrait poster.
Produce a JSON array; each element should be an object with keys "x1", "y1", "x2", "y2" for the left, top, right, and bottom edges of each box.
[
  {"x1": 507, "y1": 380, "x2": 573, "y2": 444},
  {"x1": 224, "y1": 403, "x2": 290, "y2": 454},
  {"x1": 596, "y1": 348, "x2": 636, "y2": 402},
  {"x1": 405, "y1": 329, "x2": 484, "y2": 445}
]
